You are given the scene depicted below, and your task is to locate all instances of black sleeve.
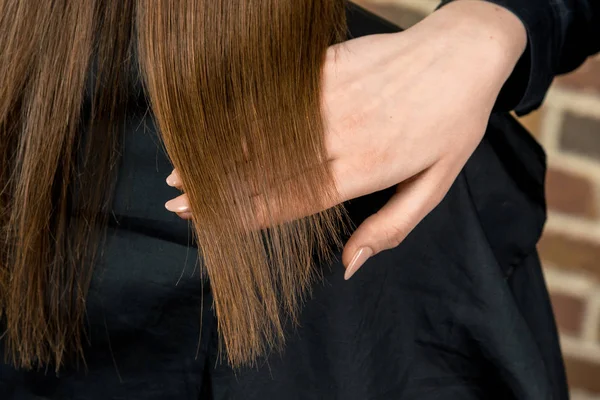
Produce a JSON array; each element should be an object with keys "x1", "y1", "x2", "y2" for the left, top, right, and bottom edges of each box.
[{"x1": 438, "y1": 0, "x2": 600, "y2": 116}]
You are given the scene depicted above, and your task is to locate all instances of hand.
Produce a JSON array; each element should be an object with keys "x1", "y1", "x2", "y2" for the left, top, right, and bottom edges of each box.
[{"x1": 164, "y1": 0, "x2": 527, "y2": 280}]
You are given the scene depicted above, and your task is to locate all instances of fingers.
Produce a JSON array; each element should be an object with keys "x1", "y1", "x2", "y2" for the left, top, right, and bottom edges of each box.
[
  {"x1": 165, "y1": 135, "x2": 251, "y2": 189},
  {"x1": 165, "y1": 157, "x2": 351, "y2": 226},
  {"x1": 165, "y1": 193, "x2": 190, "y2": 213},
  {"x1": 244, "y1": 161, "x2": 347, "y2": 230},
  {"x1": 166, "y1": 169, "x2": 182, "y2": 189},
  {"x1": 165, "y1": 170, "x2": 192, "y2": 220},
  {"x1": 341, "y1": 166, "x2": 449, "y2": 280},
  {"x1": 165, "y1": 182, "x2": 337, "y2": 227}
]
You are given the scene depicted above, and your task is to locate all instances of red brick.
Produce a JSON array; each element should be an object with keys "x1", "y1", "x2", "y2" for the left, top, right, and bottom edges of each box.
[
  {"x1": 537, "y1": 233, "x2": 600, "y2": 281},
  {"x1": 545, "y1": 168, "x2": 597, "y2": 218},
  {"x1": 556, "y1": 57, "x2": 600, "y2": 94},
  {"x1": 564, "y1": 356, "x2": 600, "y2": 394},
  {"x1": 549, "y1": 291, "x2": 586, "y2": 336},
  {"x1": 559, "y1": 112, "x2": 600, "y2": 162}
]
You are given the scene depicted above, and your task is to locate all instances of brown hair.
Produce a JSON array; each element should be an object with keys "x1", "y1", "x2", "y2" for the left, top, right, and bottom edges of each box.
[{"x1": 0, "y1": 0, "x2": 350, "y2": 371}]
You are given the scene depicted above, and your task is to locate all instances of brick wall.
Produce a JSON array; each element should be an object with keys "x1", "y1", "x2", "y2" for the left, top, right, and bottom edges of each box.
[{"x1": 353, "y1": 1, "x2": 600, "y2": 398}]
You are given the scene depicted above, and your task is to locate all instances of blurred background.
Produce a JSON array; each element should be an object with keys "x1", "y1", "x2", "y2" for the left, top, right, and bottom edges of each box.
[{"x1": 353, "y1": 0, "x2": 600, "y2": 398}]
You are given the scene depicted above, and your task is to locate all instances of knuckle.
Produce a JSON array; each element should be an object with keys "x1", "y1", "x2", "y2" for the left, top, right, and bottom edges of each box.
[{"x1": 382, "y1": 223, "x2": 407, "y2": 249}]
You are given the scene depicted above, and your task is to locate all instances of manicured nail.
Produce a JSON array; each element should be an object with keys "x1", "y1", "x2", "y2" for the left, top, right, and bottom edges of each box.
[
  {"x1": 344, "y1": 247, "x2": 373, "y2": 280},
  {"x1": 166, "y1": 170, "x2": 179, "y2": 186},
  {"x1": 165, "y1": 197, "x2": 189, "y2": 212}
]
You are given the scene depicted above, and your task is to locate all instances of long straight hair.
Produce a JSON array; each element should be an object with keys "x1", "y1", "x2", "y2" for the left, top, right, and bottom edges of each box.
[{"x1": 0, "y1": 0, "x2": 350, "y2": 371}]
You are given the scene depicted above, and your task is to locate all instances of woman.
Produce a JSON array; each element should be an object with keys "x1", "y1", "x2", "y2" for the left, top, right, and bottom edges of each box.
[{"x1": 1, "y1": 1, "x2": 598, "y2": 399}]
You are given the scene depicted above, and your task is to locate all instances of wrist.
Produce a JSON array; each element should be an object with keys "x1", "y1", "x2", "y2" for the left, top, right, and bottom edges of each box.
[
  {"x1": 415, "y1": 0, "x2": 527, "y2": 80},
  {"x1": 448, "y1": 0, "x2": 526, "y2": 53}
]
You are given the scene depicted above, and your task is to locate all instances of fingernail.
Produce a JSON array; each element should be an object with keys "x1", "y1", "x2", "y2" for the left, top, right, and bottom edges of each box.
[
  {"x1": 165, "y1": 197, "x2": 189, "y2": 212},
  {"x1": 166, "y1": 170, "x2": 179, "y2": 186},
  {"x1": 345, "y1": 247, "x2": 373, "y2": 280}
]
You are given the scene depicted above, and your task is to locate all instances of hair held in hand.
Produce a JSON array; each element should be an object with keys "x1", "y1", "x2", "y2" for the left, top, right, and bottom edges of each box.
[{"x1": 0, "y1": 0, "x2": 351, "y2": 371}]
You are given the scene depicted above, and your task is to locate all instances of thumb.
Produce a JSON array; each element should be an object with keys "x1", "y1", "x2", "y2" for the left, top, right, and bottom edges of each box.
[{"x1": 342, "y1": 167, "x2": 444, "y2": 280}]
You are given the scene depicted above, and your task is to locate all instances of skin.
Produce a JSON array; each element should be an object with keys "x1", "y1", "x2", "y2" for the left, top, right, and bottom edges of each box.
[{"x1": 165, "y1": 0, "x2": 528, "y2": 280}]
